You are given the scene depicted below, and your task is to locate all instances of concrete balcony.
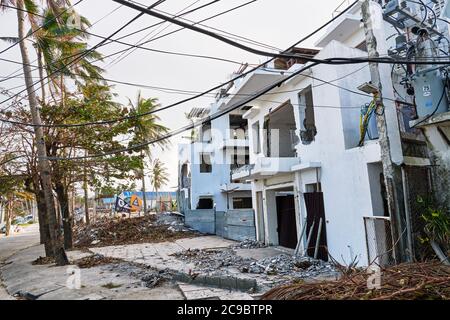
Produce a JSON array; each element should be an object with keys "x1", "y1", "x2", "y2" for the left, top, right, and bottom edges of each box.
[
  {"x1": 220, "y1": 183, "x2": 252, "y2": 193},
  {"x1": 315, "y1": 2, "x2": 361, "y2": 48},
  {"x1": 231, "y1": 157, "x2": 301, "y2": 181},
  {"x1": 217, "y1": 138, "x2": 249, "y2": 150}
]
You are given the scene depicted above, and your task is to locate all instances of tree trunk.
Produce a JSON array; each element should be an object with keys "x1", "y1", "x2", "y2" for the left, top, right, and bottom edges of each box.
[
  {"x1": 16, "y1": 1, "x2": 68, "y2": 266},
  {"x1": 37, "y1": 48, "x2": 46, "y2": 101},
  {"x1": 83, "y1": 166, "x2": 90, "y2": 225},
  {"x1": 93, "y1": 189, "x2": 97, "y2": 223},
  {"x1": 55, "y1": 182, "x2": 73, "y2": 250},
  {"x1": 5, "y1": 197, "x2": 12, "y2": 237},
  {"x1": 142, "y1": 171, "x2": 147, "y2": 216},
  {"x1": 36, "y1": 189, "x2": 53, "y2": 256}
]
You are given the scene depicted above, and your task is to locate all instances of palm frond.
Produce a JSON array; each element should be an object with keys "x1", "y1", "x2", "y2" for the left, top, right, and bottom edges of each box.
[{"x1": 0, "y1": 36, "x2": 19, "y2": 43}]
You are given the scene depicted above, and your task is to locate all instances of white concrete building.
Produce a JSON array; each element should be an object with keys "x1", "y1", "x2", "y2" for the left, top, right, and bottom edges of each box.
[
  {"x1": 179, "y1": 0, "x2": 450, "y2": 265},
  {"x1": 178, "y1": 99, "x2": 253, "y2": 214},
  {"x1": 231, "y1": 0, "x2": 448, "y2": 265}
]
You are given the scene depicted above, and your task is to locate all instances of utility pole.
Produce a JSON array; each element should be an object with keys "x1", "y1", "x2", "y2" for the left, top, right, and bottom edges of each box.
[
  {"x1": 16, "y1": 1, "x2": 68, "y2": 265},
  {"x1": 93, "y1": 189, "x2": 97, "y2": 223},
  {"x1": 361, "y1": 0, "x2": 410, "y2": 263},
  {"x1": 83, "y1": 165, "x2": 90, "y2": 225},
  {"x1": 142, "y1": 169, "x2": 148, "y2": 216}
]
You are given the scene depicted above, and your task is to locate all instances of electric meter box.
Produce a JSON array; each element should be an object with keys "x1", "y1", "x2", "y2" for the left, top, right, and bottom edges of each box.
[{"x1": 412, "y1": 70, "x2": 449, "y2": 118}]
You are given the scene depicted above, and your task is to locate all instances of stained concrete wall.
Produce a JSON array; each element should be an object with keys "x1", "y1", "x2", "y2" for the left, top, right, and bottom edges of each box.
[
  {"x1": 185, "y1": 209, "x2": 256, "y2": 241},
  {"x1": 185, "y1": 209, "x2": 216, "y2": 234},
  {"x1": 223, "y1": 210, "x2": 256, "y2": 242}
]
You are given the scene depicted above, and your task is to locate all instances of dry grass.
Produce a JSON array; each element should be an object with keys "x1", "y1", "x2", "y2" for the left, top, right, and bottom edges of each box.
[
  {"x1": 31, "y1": 256, "x2": 55, "y2": 265},
  {"x1": 73, "y1": 254, "x2": 123, "y2": 269}
]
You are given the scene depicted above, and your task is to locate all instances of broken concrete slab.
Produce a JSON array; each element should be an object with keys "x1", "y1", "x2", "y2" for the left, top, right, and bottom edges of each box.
[
  {"x1": 178, "y1": 283, "x2": 254, "y2": 300},
  {"x1": 235, "y1": 247, "x2": 282, "y2": 261},
  {"x1": 1, "y1": 244, "x2": 186, "y2": 300}
]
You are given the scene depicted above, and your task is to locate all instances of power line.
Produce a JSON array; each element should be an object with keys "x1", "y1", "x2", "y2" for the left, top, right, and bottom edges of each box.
[
  {"x1": 105, "y1": 0, "x2": 204, "y2": 67},
  {"x1": 115, "y1": 0, "x2": 450, "y2": 66},
  {"x1": 0, "y1": 0, "x2": 257, "y2": 104},
  {"x1": 94, "y1": 0, "x2": 264, "y2": 66},
  {"x1": 0, "y1": 0, "x2": 258, "y2": 84},
  {"x1": 6, "y1": 0, "x2": 416, "y2": 130},
  {"x1": 0, "y1": 2, "x2": 130, "y2": 92},
  {"x1": 150, "y1": 1, "x2": 281, "y2": 52},
  {"x1": 47, "y1": 61, "x2": 321, "y2": 161},
  {"x1": 0, "y1": 0, "x2": 168, "y2": 107},
  {"x1": 0, "y1": 0, "x2": 365, "y2": 127}
]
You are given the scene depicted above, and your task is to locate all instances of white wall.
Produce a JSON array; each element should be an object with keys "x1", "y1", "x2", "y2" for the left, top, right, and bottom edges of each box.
[{"x1": 241, "y1": 39, "x2": 387, "y2": 265}]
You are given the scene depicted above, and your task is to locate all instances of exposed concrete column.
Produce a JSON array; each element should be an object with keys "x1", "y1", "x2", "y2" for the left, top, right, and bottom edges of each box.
[
  {"x1": 361, "y1": 0, "x2": 409, "y2": 262},
  {"x1": 262, "y1": 189, "x2": 278, "y2": 246},
  {"x1": 293, "y1": 172, "x2": 307, "y2": 253}
]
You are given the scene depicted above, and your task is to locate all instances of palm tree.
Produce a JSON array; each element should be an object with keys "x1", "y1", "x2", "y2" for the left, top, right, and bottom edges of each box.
[
  {"x1": 0, "y1": 0, "x2": 69, "y2": 265},
  {"x1": 128, "y1": 92, "x2": 169, "y2": 214},
  {"x1": 30, "y1": 6, "x2": 104, "y2": 248},
  {"x1": 33, "y1": 8, "x2": 104, "y2": 103},
  {"x1": 151, "y1": 159, "x2": 169, "y2": 213}
]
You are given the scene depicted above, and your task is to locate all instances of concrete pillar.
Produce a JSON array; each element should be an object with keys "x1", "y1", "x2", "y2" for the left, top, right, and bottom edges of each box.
[
  {"x1": 294, "y1": 172, "x2": 307, "y2": 253},
  {"x1": 263, "y1": 189, "x2": 279, "y2": 246}
]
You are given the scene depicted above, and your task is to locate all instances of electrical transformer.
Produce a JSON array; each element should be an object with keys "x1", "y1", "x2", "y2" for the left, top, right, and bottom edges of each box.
[{"x1": 412, "y1": 70, "x2": 449, "y2": 118}]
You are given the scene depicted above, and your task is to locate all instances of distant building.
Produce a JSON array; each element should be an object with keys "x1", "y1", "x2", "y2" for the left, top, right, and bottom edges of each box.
[{"x1": 102, "y1": 191, "x2": 177, "y2": 211}]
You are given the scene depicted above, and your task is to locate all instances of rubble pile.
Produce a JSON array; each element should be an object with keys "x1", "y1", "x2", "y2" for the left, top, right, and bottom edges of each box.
[
  {"x1": 233, "y1": 239, "x2": 267, "y2": 249},
  {"x1": 172, "y1": 248, "x2": 254, "y2": 272},
  {"x1": 172, "y1": 246, "x2": 338, "y2": 280},
  {"x1": 262, "y1": 262, "x2": 450, "y2": 300},
  {"x1": 246, "y1": 254, "x2": 337, "y2": 278},
  {"x1": 73, "y1": 214, "x2": 199, "y2": 248},
  {"x1": 155, "y1": 212, "x2": 195, "y2": 233},
  {"x1": 128, "y1": 266, "x2": 169, "y2": 289}
]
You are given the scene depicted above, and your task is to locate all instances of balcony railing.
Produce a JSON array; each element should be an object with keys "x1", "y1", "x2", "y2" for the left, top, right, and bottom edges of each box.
[{"x1": 332, "y1": 0, "x2": 354, "y2": 17}]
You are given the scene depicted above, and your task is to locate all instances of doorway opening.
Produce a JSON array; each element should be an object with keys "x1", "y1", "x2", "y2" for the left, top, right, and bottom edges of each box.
[
  {"x1": 275, "y1": 188, "x2": 298, "y2": 249},
  {"x1": 304, "y1": 187, "x2": 328, "y2": 261}
]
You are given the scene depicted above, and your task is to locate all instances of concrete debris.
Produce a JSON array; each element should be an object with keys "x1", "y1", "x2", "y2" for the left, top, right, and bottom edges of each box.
[
  {"x1": 233, "y1": 239, "x2": 267, "y2": 250},
  {"x1": 102, "y1": 261, "x2": 168, "y2": 289},
  {"x1": 172, "y1": 248, "x2": 254, "y2": 273},
  {"x1": 247, "y1": 254, "x2": 336, "y2": 278},
  {"x1": 172, "y1": 247, "x2": 338, "y2": 281},
  {"x1": 129, "y1": 267, "x2": 169, "y2": 289}
]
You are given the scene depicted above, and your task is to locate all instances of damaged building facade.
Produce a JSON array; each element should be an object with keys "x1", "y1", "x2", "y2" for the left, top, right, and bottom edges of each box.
[
  {"x1": 177, "y1": 76, "x2": 256, "y2": 241},
  {"x1": 178, "y1": 0, "x2": 450, "y2": 266}
]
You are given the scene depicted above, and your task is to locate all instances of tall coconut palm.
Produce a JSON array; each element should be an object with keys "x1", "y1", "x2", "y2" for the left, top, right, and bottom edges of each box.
[
  {"x1": 33, "y1": 8, "x2": 104, "y2": 103},
  {"x1": 151, "y1": 159, "x2": 169, "y2": 213},
  {"x1": 128, "y1": 92, "x2": 169, "y2": 214},
  {"x1": 1, "y1": 0, "x2": 69, "y2": 265}
]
